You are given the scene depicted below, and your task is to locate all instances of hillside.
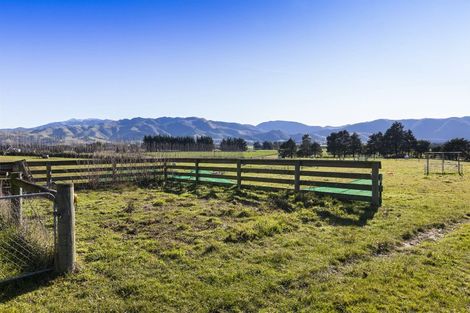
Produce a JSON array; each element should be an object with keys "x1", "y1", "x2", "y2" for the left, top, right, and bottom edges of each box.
[
  {"x1": 0, "y1": 117, "x2": 292, "y2": 144},
  {"x1": 0, "y1": 116, "x2": 469, "y2": 144},
  {"x1": 258, "y1": 116, "x2": 470, "y2": 143}
]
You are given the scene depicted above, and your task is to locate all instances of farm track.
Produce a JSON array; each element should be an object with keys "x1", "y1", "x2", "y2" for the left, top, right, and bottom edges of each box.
[
  {"x1": 274, "y1": 215, "x2": 470, "y2": 291},
  {"x1": 393, "y1": 215, "x2": 470, "y2": 253}
]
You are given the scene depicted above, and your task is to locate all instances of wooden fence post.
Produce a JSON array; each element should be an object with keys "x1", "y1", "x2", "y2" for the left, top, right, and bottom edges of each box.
[
  {"x1": 10, "y1": 172, "x2": 22, "y2": 225},
  {"x1": 371, "y1": 164, "x2": 380, "y2": 208},
  {"x1": 46, "y1": 162, "x2": 52, "y2": 187},
  {"x1": 379, "y1": 174, "x2": 383, "y2": 206},
  {"x1": 54, "y1": 183, "x2": 76, "y2": 274},
  {"x1": 195, "y1": 160, "x2": 200, "y2": 184},
  {"x1": 112, "y1": 159, "x2": 117, "y2": 183},
  {"x1": 441, "y1": 156, "x2": 445, "y2": 174},
  {"x1": 163, "y1": 161, "x2": 168, "y2": 181},
  {"x1": 426, "y1": 154, "x2": 430, "y2": 175},
  {"x1": 237, "y1": 160, "x2": 242, "y2": 189},
  {"x1": 294, "y1": 160, "x2": 301, "y2": 193}
]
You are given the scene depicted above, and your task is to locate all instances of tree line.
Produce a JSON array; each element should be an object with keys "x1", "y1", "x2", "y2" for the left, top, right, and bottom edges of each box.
[
  {"x1": 274, "y1": 121, "x2": 469, "y2": 160},
  {"x1": 364, "y1": 122, "x2": 422, "y2": 157},
  {"x1": 219, "y1": 137, "x2": 248, "y2": 151},
  {"x1": 364, "y1": 122, "x2": 469, "y2": 159},
  {"x1": 0, "y1": 141, "x2": 141, "y2": 158},
  {"x1": 278, "y1": 135, "x2": 322, "y2": 158},
  {"x1": 140, "y1": 125, "x2": 470, "y2": 158},
  {"x1": 142, "y1": 135, "x2": 250, "y2": 152},
  {"x1": 326, "y1": 131, "x2": 362, "y2": 158},
  {"x1": 431, "y1": 138, "x2": 470, "y2": 159},
  {"x1": 253, "y1": 141, "x2": 280, "y2": 150},
  {"x1": 326, "y1": 122, "x2": 470, "y2": 159},
  {"x1": 143, "y1": 135, "x2": 214, "y2": 152}
]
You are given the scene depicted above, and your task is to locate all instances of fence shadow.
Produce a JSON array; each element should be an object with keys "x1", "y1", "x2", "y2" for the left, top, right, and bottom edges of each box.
[
  {"x1": 315, "y1": 203, "x2": 379, "y2": 227},
  {"x1": 161, "y1": 182, "x2": 379, "y2": 227},
  {"x1": 0, "y1": 271, "x2": 57, "y2": 302},
  {"x1": 162, "y1": 180, "x2": 199, "y2": 195}
]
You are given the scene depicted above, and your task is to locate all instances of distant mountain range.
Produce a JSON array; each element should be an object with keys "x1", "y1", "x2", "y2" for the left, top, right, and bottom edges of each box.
[
  {"x1": 257, "y1": 116, "x2": 470, "y2": 143},
  {"x1": 1, "y1": 116, "x2": 469, "y2": 144}
]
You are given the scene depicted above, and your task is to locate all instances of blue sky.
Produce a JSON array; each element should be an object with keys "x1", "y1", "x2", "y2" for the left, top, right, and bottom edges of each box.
[{"x1": 0, "y1": 0, "x2": 469, "y2": 128}]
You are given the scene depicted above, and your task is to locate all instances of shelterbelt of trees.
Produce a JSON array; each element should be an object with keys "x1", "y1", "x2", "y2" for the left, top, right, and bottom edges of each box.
[
  {"x1": 219, "y1": 137, "x2": 248, "y2": 152},
  {"x1": 143, "y1": 135, "x2": 215, "y2": 152},
  {"x1": 142, "y1": 135, "x2": 250, "y2": 152}
]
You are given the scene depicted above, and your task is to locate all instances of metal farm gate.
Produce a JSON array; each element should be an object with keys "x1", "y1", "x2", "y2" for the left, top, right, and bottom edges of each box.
[
  {"x1": 0, "y1": 191, "x2": 56, "y2": 283},
  {"x1": 0, "y1": 171, "x2": 76, "y2": 284}
]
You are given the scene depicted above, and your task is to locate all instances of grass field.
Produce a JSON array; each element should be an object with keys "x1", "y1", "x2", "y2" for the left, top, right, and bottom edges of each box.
[
  {"x1": 146, "y1": 150, "x2": 279, "y2": 159},
  {"x1": 0, "y1": 150, "x2": 279, "y2": 163},
  {"x1": 0, "y1": 156, "x2": 80, "y2": 162},
  {"x1": 0, "y1": 159, "x2": 469, "y2": 312}
]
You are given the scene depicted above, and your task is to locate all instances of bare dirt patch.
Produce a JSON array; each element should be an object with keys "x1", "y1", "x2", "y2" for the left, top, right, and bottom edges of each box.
[{"x1": 397, "y1": 218, "x2": 470, "y2": 251}]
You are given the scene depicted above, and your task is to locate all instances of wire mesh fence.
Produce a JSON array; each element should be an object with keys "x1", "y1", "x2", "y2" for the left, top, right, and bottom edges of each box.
[
  {"x1": 424, "y1": 159, "x2": 464, "y2": 175},
  {"x1": 0, "y1": 192, "x2": 55, "y2": 282}
]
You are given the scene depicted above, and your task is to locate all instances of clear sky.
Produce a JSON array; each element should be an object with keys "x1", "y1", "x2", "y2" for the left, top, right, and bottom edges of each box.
[{"x1": 1, "y1": 0, "x2": 469, "y2": 129}]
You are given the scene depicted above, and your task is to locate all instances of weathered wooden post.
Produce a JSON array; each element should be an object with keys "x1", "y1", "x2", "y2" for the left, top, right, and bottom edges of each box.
[
  {"x1": 441, "y1": 156, "x2": 445, "y2": 174},
  {"x1": 10, "y1": 172, "x2": 22, "y2": 225},
  {"x1": 426, "y1": 154, "x2": 430, "y2": 175},
  {"x1": 163, "y1": 161, "x2": 168, "y2": 181},
  {"x1": 54, "y1": 183, "x2": 76, "y2": 274},
  {"x1": 195, "y1": 160, "x2": 200, "y2": 184},
  {"x1": 112, "y1": 159, "x2": 117, "y2": 183},
  {"x1": 46, "y1": 162, "x2": 52, "y2": 187},
  {"x1": 378, "y1": 173, "x2": 383, "y2": 207},
  {"x1": 371, "y1": 163, "x2": 380, "y2": 208},
  {"x1": 294, "y1": 160, "x2": 301, "y2": 193},
  {"x1": 236, "y1": 160, "x2": 242, "y2": 189}
]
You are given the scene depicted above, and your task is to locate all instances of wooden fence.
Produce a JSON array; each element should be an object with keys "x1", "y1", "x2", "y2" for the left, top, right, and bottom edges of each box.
[{"x1": 1, "y1": 158, "x2": 382, "y2": 207}]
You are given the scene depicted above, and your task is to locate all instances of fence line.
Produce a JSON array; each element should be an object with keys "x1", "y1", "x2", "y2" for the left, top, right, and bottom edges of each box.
[{"x1": 1, "y1": 158, "x2": 382, "y2": 207}]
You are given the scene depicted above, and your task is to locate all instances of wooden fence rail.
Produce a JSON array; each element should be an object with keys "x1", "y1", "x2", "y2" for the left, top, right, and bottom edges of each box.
[{"x1": 1, "y1": 158, "x2": 382, "y2": 207}]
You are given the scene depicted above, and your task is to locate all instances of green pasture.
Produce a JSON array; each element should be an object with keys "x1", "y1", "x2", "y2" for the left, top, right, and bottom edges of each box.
[
  {"x1": 145, "y1": 149, "x2": 279, "y2": 159},
  {"x1": 0, "y1": 150, "x2": 278, "y2": 165},
  {"x1": 0, "y1": 159, "x2": 469, "y2": 312},
  {"x1": 0, "y1": 156, "x2": 78, "y2": 162}
]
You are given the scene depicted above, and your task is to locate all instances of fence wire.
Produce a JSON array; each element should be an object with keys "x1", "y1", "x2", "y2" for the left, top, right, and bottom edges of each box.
[
  {"x1": 0, "y1": 193, "x2": 55, "y2": 282},
  {"x1": 424, "y1": 159, "x2": 463, "y2": 175}
]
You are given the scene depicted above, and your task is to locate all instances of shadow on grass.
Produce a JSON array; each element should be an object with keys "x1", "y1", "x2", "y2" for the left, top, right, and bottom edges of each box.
[
  {"x1": 161, "y1": 182, "x2": 379, "y2": 227},
  {"x1": 315, "y1": 203, "x2": 379, "y2": 227},
  {"x1": 163, "y1": 181, "x2": 266, "y2": 206},
  {"x1": 162, "y1": 180, "x2": 198, "y2": 195},
  {"x1": 0, "y1": 271, "x2": 57, "y2": 302}
]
